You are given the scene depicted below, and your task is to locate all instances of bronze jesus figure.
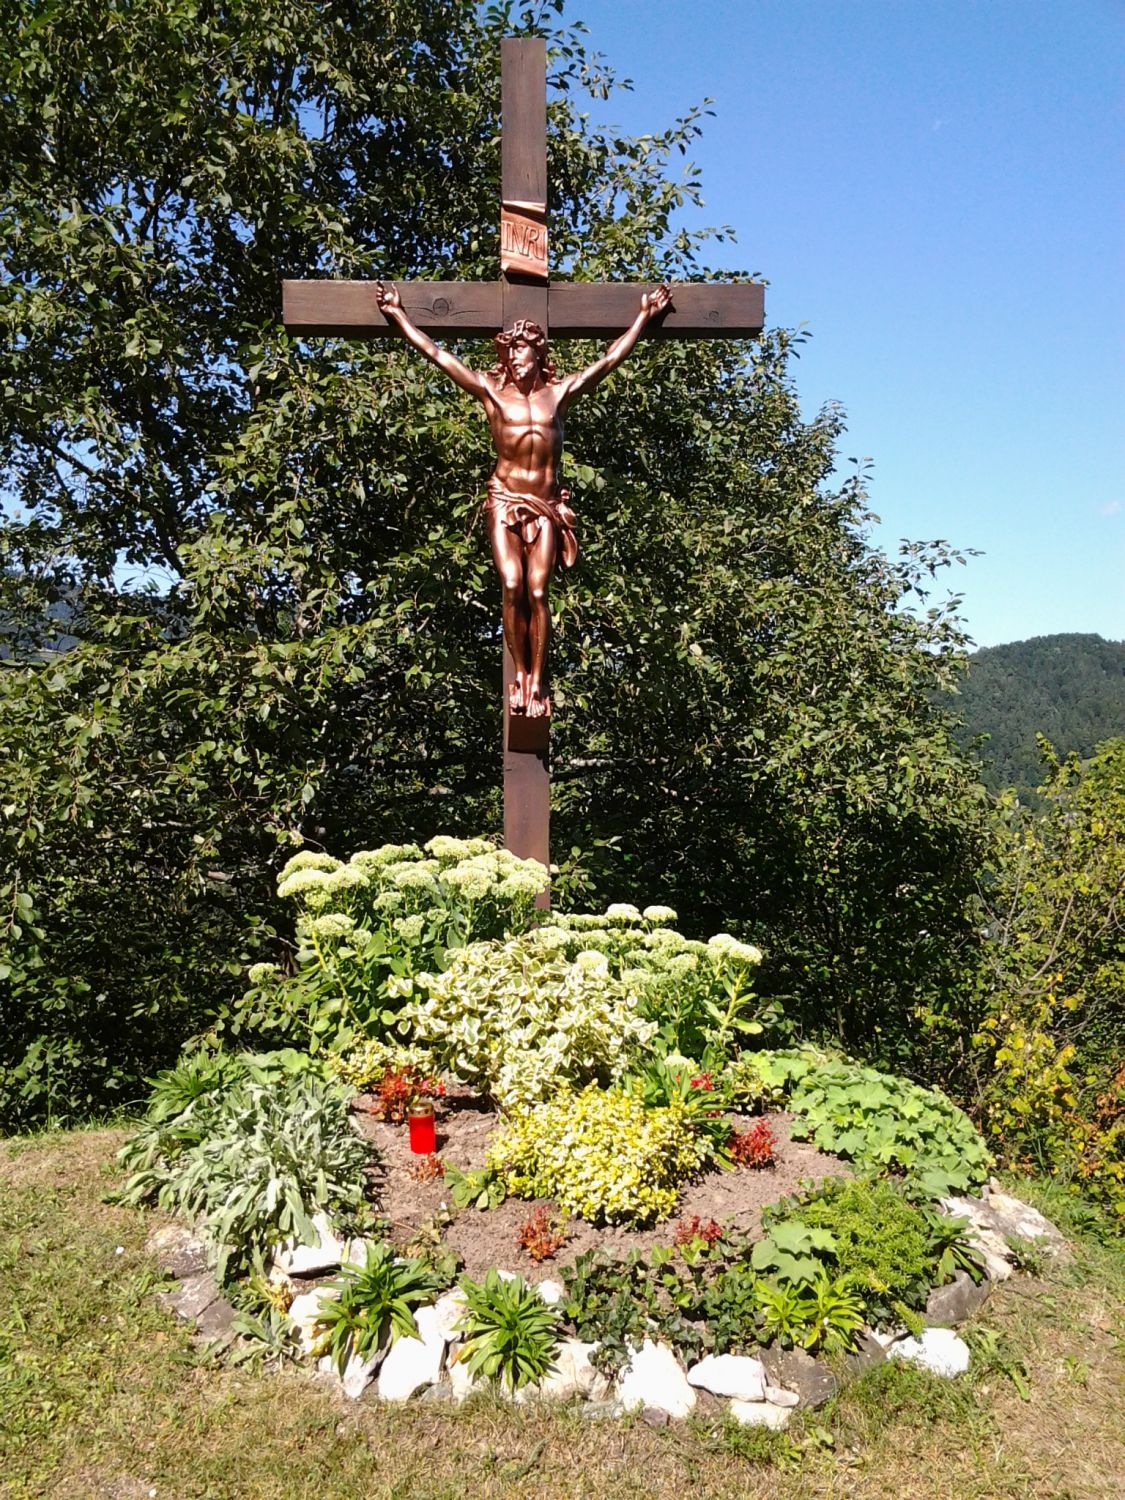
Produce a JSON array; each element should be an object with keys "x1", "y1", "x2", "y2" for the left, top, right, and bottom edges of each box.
[{"x1": 375, "y1": 280, "x2": 672, "y2": 718}]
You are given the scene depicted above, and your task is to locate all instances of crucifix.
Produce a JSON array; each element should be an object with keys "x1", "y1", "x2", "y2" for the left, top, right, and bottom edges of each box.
[{"x1": 283, "y1": 37, "x2": 764, "y2": 891}]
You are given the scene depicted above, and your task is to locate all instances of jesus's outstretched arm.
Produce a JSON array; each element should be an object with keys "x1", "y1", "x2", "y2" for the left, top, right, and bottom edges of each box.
[
  {"x1": 376, "y1": 281, "x2": 490, "y2": 401},
  {"x1": 558, "y1": 284, "x2": 672, "y2": 407}
]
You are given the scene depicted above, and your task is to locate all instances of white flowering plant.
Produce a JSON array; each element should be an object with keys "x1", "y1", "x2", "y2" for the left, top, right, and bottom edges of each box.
[
  {"x1": 396, "y1": 935, "x2": 658, "y2": 1111},
  {"x1": 522, "y1": 910, "x2": 779, "y2": 1065},
  {"x1": 220, "y1": 838, "x2": 548, "y2": 1054}
]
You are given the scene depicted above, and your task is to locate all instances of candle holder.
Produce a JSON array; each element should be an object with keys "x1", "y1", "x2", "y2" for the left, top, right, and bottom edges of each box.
[{"x1": 407, "y1": 1099, "x2": 436, "y2": 1155}]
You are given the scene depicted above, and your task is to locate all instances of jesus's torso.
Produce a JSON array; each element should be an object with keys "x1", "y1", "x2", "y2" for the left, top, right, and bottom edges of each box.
[{"x1": 484, "y1": 380, "x2": 566, "y2": 499}]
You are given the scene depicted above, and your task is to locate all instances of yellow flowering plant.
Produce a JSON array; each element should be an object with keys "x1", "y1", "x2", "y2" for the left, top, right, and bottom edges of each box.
[{"x1": 486, "y1": 1084, "x2": 708, "y2": 1226}]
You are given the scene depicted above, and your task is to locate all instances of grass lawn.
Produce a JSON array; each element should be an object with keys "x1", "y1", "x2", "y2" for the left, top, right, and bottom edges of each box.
[{"x1": 1, "y1": 1128, "x2": 1122, "y2": 1500}]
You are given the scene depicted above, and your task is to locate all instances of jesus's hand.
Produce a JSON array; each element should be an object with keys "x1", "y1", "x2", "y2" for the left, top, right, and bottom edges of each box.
[
  {"x1": 641, "y1": 283, "x2": 673, "y2": 318},
  {"x1": 376, "y1": 280, "x2": 402, "y2": 314}
]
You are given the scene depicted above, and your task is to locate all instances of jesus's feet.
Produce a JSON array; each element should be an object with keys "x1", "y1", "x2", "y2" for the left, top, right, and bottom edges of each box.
[
  {"x1": 526, "y1": 682, "x2": 551, "y2": 719},
  {"x1": 508, "y1": 675, "x2": 527, "y2": 715}
]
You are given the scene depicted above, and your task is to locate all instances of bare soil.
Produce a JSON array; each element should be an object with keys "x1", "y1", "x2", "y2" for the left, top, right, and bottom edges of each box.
[{"x1": 352, "y1": 1087, "x2": 850, "y2": 1282}]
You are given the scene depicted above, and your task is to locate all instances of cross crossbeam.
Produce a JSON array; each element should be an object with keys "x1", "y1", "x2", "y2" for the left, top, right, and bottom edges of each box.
[{"x1": 281, "y1": 37, "x2": 765, "y2": 891}]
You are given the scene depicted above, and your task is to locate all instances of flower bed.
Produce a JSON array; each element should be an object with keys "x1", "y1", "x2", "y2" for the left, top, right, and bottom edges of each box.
[{"x1": 122, "y1": 834, "x2": 1036, "y2": 1425}]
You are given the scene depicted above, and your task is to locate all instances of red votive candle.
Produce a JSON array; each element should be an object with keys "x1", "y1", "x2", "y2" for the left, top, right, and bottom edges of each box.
[{"x1": 408, "y1": 1099, "x2": 436, "y2": 1155}]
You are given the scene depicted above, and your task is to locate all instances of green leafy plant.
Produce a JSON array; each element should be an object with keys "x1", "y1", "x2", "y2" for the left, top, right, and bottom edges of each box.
[
  {"x1": 752, "y1": 1279, "x2": 809, "y2": 1347},
  {"x1": 400, "y1": 1211, "x2": 460, "y2": 1284},
  {"x1": 443, "y1": 1163, "x2": 507, "y2": 1212},
  {"x1": 625, "y1": 1057, "x2": 734, "y2": 1163},
  {"x1": 455, "y1": 1270, "x2": 560, "y2": 1391},
  {"x1": 318, "y1": 1244, "x2": 442, "y2": 1374},
  {"x1": 748, "y1": 1049, "x2": 992, "y2": 1196},
  {"x1": 766, "y1": 1177, "x2": 941, "y2": 1328},
  {"x1": 561, "y1": 1249, "x2": 658, "y2": 1374},
  {"x1": 397, "y1": 933, "x2": 657, "y2": 1110},
  {"x1": 794, "y1": 1271, "x2": 866, "y2": 1354},
  {"x1": 918, "y1": 1204, "x2": 986, "y2": 1285},
  {"x1": 976, "y1": 741, "x2": 1125, "y2": 1226},
  {"x1": 223, "y1": 841, "x2": 547, "y2": 1054},
  {"x1": 229, "y1": 1305, "x2": 303, "y2": 1369},
  {"x1": 750, "y1": 1219, "x2": 837, "y2": 1285},
  {"x1": 532, "y1": 915, "x2": 780, "y2": 1065},
  {"x1": 117, "y1": 1070, "x2": 374, "y2": 1282}
]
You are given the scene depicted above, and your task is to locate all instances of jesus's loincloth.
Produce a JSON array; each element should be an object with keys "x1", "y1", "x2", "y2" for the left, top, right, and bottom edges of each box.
[{"x1": 484, "y1": 478, "x2": 578, "y2": 571}]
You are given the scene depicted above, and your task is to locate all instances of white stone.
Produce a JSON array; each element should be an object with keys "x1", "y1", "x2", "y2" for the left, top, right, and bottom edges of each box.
[
  {"x1": 940, "y1": 1198, "x2": 1013, "y2": 1282},
  {"x1": 687, "y1": 1353, "x2": 767, "y2": 1402},
  {"x1": 495, "y1": 1268, "x2": 519, "y2": 1283},
  {"x1": 616, "y1": 1339, "x2": 697, "y2": 1420},
  {"x1": 342, "y1": 1350, "x2": 382, "y2": 1400},
  {"x1": 730, "y1": 1399, "x2": 790, "y2": 1430},
  {"x1": 516, "y1": 1339, "x2": 610, "y2": 1403},
  {"x1": 448, "y1": 1350, "x2": 487, "y2": 1404},
  {"x1": 273, "y1": 1211, "x2": 345, "y2": 1276},
  {"x1": 536, "y1": 1278, "x2": 565, "y2": 1307},
  {"x1": 868, "y1": 1326, "x2": 909, "y2": 1349},
  {"x1": 764, "y1": 1385, "x2": 799, "y2": 1408},
  {"x1": 889, "y1": 1327, "x2": 971, "y2": 1378},
  {"x1": 343, "y1": 1237, "x2": 376, "y2": 1268},
  {"x1": 430, "y1": 1289, "x2": 469, "y2": 1342},
  {"x1": 376, "y1": 1305, "x2": 447, "y2": 1402},
  {"x1": 287, "y1": 1287, "x2": 339, "y2": 1357}
]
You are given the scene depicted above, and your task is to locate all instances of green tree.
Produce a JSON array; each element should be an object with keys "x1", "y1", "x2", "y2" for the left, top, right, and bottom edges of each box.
[
  {"x1": 975, "y1": 739, "x2": 1125, "y2": 1220},
  {"x1": 1, "y1": 0, "x2": 989, "y2": 1126}
]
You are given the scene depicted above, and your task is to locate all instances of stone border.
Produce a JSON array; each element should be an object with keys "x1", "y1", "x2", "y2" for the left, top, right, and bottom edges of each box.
[{"x1": 147, "y1": 1181, "x2": 1070, "y2": 1428}]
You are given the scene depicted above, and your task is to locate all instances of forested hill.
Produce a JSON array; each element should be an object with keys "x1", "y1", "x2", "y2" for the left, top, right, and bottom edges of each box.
[{"x1": 953, "y1": 633, "x2": 1125, "y2": 794}]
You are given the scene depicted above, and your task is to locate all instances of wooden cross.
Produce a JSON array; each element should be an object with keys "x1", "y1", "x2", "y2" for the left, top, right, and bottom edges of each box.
[{"x1": 282, "y1": 37, "x2": 764, "y2": 889}]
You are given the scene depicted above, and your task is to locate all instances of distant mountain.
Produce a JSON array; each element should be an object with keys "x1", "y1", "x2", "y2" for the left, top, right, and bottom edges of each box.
[{"x1": 952, "y1": 633, "x2": 1125, "y2": 795}]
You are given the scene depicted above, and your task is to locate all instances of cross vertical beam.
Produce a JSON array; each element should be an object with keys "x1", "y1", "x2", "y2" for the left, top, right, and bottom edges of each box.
[{"x1": 499, "y1": 38, "x2": 551, "y2": 894}]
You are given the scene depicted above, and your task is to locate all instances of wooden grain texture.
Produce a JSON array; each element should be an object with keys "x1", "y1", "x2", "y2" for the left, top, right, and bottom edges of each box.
[
  {"x1": 284, "y1": 279, "x2": 766, "y2": 339},
  {"x1": 549, "y1": 281, "x2": 765, "y2": 338},
  {"x1": 502, "y1": 279, "x2": 549, "y2": 330},
  {"x1": 281, "y1": 280, "x2": 503, "y2": 336},
  {"x1": 501, "y1": 37, "x2": 547, "y2": 210}
]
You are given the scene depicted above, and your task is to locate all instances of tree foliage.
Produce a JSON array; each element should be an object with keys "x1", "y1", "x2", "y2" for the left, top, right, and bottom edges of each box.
[{"x1": 1, "y1": 0, "x2": 988, "y2": 1126}]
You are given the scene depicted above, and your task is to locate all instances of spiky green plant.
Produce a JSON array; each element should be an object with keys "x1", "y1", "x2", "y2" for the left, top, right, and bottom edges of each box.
[{"x1": 455, "y1": 1270, "x2": 560, "y2": 1391}]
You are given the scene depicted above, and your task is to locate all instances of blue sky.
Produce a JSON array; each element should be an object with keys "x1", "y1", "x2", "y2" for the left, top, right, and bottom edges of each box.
[{"x1": 564, "y1": 0, "x2": 1123, "y2": 649}]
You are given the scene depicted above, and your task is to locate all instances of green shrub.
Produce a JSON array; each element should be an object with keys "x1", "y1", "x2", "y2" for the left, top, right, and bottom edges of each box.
[
  {"x1": 763, "y1": 1177, "x2": 974, "y2": 1331},
  {"x1": 742, "y1": 1048, "x2": 991, "y2": 1196},
  {"x1": 219, "y1": 840, "x2": 546, "y2": 1054},
  {"x1": 454, "y1": 1269, "x2": 560, "y2": 1392},
  {"x1": 560, "y1": 1232, "x2": 864, "y2": 1372},
  {"x1": 397, "y1": 937, "x2": 657, "y2": 1110},
  {"x1": 118, "y1": 1067, "x2": 375, "y2": 1281},
  {"x1": 487, "y1": 1084, "x2": 708, "y2": 1226},
  {"x1": 624, "y1": 1056, "x2": 735, "y2": 1163},
  {"x1": 327, "y1": 1038, "x2": 437, "y2": 1091},
  {"x1": 976, "y1": 742, "x2": 1125, "y2": 1226}
]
